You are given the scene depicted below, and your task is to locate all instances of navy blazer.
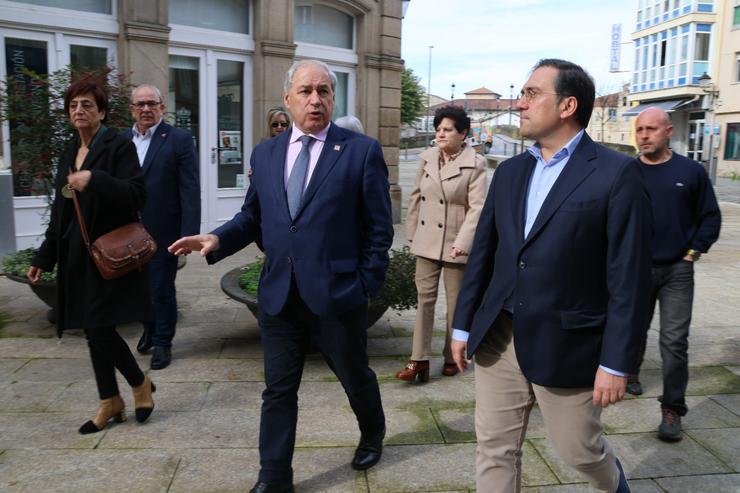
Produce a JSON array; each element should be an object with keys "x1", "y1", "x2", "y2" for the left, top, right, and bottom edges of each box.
[
  {"x1": 452, "y1": 133, "x2": 653, "y2": 388},
  {"x1": 122, "y1": 122, "x2": 201, "y2": 249},
  {"x1": 207, "y1": 124, "x2": 394, "y2": 317}
]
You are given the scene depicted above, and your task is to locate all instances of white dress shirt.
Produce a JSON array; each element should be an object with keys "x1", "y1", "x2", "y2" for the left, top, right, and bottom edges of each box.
[{"x1": 131, "y1": 119, "x2": 163, "y2": 166}]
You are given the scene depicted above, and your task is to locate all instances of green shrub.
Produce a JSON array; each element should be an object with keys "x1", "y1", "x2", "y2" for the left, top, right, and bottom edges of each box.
[
  {"x1": 1, "y1": 248, "x2": 56, "y2": 283},
  {"x1": 238, "y1": 247, "x2": 418, "y2": 311}
]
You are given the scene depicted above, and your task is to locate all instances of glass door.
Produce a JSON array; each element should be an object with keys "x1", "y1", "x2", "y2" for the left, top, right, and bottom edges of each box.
[
  {"x1": 687, "y1": 116, "x2": 705, "y2": 163},
  {"x1": 168, "y1": 48, "x2": 251, "y2": 233}
]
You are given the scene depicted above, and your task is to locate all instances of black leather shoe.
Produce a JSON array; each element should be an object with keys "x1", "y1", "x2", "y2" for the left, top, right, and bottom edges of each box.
[
  {"x1": 136, "y1": 329, "x2": 153, "y2": 354},
  {"x1": 248, "y1": 481, "x2": 294, "y2": 493},
  {"x1": 351, "y1": 426, "x2": 385, "y2": 471},
  {"x1": 150, "y1": 346, "x2": 171, "y2": 370}
]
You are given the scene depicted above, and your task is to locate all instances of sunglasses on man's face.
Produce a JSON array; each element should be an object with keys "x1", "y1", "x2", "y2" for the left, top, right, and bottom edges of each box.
[{"x1": 271, "y1": 121, "x2": 289, "y2": 128}]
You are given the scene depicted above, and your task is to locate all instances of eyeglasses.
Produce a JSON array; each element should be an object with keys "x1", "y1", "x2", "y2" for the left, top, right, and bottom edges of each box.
[
  {"x1": 271, "y1": 122, "x2": 289, "y2": 128},
  {"x1": 518, "y1": 87, "x2": 559, "y2": 103},
  {"x1": 131, "y1": 100, "x2": 161, "y2": 109},
  {"x1": 69, "y1": 101, "x2": 97, "y2": 112}
]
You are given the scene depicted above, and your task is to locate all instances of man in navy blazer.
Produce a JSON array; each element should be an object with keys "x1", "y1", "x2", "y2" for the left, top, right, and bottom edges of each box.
[
  {"x1": 124, "y1": 84, "x2": 200, "y2": 370},
  {"x1": 169, "y1": 60, "x2": 393, "y2": 493},
  {"x1": 451, "y1": 60, "x2": 651, "y2": 493}
]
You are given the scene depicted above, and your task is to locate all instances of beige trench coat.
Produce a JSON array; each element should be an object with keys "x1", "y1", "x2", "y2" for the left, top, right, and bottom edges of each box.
[{"x1": 405, "y1": 145, "x2": 487, "y2": 264}]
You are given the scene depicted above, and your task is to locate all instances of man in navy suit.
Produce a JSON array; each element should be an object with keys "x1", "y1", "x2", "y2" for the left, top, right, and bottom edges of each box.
[
  {"x1": 451, "y1": 59, "x2": 652, "y2": 493},
  {"x1": 124, "y1": 84, "x2": 200, "y2": 370},
  {"x1": 169, "y1": 60, "x2": 393, "y2": 493}
]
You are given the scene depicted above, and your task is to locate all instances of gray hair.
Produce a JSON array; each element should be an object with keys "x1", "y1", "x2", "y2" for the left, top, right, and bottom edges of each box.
[
  {"x1": 131, "y1": 84, "x2": 163, "y2": 103},
  {"x1": 283, "y1": 59, "x2": 337, "y2": 93},
  {"x1": 334, "y1": 115, "x2": 364, "y2": 134}
]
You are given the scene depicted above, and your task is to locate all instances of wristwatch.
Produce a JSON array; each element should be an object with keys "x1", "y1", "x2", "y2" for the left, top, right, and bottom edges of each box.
[{"x1": 686, "y1": 249, "x2": 701, "y2": 260}]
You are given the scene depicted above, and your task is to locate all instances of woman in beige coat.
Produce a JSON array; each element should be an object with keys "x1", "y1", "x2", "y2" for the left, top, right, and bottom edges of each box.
[{"x1": 396, "y1": 105, "x2": 487, "y2": 382}]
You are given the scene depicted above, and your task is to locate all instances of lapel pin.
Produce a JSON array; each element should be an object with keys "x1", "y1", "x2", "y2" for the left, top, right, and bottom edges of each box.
[
  {"x1": 161, "y1": 133, "x2": 167, "y2": 138},
  {"x1": 334, "y1": 145, "x2": 341, "y2": 151}
]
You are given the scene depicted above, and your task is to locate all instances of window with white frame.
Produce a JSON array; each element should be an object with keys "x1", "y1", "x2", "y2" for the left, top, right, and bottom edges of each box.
[
  {"x1": 734, "y1": 3, "x2": 740, "y2": 29},
  {"x1": 736, "y1": 53, "x2": 740, "y2": 82},
  {"x1": 8, "y1": 0, "x2": 112, "y2": 14},
  {"x1": 294, "y1": 3, "x2": 354, "y2": 50},
  {"x1": 169, "y1": 0, "x2": 249, "y2": 34}
]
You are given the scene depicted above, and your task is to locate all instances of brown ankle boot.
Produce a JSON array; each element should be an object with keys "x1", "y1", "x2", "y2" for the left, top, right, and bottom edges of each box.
[
  {"x1": 132, "y1": 375, "x2": 156, "y2": 423},
  {"x1": 78, "y1": 395, "x2": 126, "y2": 434},
  {"x1": 395, "y1": 360, "x2": 430, "y2": 382}
]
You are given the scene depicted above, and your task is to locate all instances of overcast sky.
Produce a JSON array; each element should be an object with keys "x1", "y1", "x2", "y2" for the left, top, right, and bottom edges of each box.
[{"x1": 401, "y1": 0, "x2": 637, "y2": 99}]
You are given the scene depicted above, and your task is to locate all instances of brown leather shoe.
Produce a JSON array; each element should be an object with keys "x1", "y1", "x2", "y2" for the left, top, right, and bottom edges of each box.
[
  {"x1": 442, "y1": 362, "x2": 460, "y2": 376},
  {"x1": 395, "y1": 360, "x2": 430, "y2": 382}
]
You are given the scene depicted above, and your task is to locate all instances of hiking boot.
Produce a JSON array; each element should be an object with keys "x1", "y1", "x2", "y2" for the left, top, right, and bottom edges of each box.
[{"x1": 658, "y1": 408, "x2": 682, "y2": 441}]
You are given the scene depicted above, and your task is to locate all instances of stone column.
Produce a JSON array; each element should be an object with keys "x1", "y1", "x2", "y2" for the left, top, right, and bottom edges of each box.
[
  {"x1": 118, "y1": 0, "x2": 170, "y2": 95},
  {"x1": 375, "y1": 0, "x2": 403, "y2": 223},
  {"x1": 252, "y1": 0, "x2": 296, "y2": 144}
]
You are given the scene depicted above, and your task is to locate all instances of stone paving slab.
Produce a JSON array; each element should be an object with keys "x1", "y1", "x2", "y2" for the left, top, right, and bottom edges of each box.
[
  {"x1": 0, "y1": 358, "x2": 28, "y2": 380},
  {"x1": 170, "y1": 447, "x2": 368, "y2": 493},
  {"x1": 0, "y1": 412, "x2": 103, "y2": 449},
  {"x1": 627, "y1": 366, "x2": 740, "y2": 398},
  {"x1": 0, "y1": 381, "x2": 65, "y2": 412},
  {"x1": 711, "y1": 393, "x2": 740, "y2": 416},
  {"x1": 146, "y1": 358, "x2": 263, "y2": 382},
  {"x1": 685, "y1": 428, "x2": 740, "y2": 471},
  {"x1": 531, "y1": 432, "x2": 731, "y2": 484},
  {"x1": 9, "y1": 358, "x2": 94, "y2": 383},
  {"x1": 601, "y1": 395, "x2": 740, "y2": 434},
  {"x1": 46, "y1": 381, "x2": 210, "y2": 413},
  {"x1": 433, "y1": 404, "x2": 548, "y2": 443},
  {"x1": 0, "y1": 449, "x2": 178, "y2": 493},
  {"x1": 522, "y1": 481, "x2": 664, "y2": 493},
  {"x1": 0, "y1": 337, "x2": 87, "y2": 359},
  {"x1": 295, "y1": 407, "x2": 443, "y2": 447},
  {"x1": 655, "y1": 473, "x2": 740, "y2": 492},
  {"x1": 365, "y1": 441, "x2": 558, "y2": 492},
  {"x1": 97, "y1": 410, "x2": 261, "y2": 449},
  {"x1": 201, "y1": 381, "x2": 264, "y2": 410}
]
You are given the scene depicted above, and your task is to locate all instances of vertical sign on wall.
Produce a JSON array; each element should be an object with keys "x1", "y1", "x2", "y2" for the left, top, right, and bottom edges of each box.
[{"x1": 610, "y1": 24, "x2": 621, "y2": 73}]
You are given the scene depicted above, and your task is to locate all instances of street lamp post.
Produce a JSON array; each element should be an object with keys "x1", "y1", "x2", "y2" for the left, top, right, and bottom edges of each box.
[
  {"x1": 425, "y1": 45, "x2": 433, "y2": 148},
  {"x1": 508, "y1": 83, "x2": 514, "y2": 126},
  {"x1": 451, "y1": 83, "x2": 455, "y2": 101},
  {"x1": 699, "y1": 72, "x2": 720, "y2": 184}
]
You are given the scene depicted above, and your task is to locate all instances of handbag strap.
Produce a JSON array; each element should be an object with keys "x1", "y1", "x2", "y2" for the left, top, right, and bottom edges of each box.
[{"x1": 69, "y1": 175, "x2": 92, "y2": 251}]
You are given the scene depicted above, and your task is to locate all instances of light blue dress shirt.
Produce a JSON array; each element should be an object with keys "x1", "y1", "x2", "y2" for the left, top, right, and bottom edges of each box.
[{"x1": 450, "y1": 130, "x2": 624, "y2": 377}]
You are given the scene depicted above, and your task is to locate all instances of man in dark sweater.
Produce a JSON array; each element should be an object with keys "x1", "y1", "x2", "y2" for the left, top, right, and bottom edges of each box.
[{"x1": 630, "y1": 106, "x2": 721, "y2": 442}]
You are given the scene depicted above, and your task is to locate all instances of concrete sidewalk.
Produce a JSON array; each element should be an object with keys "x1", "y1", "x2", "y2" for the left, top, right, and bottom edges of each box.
[{"x1": 1, "y1": 201, "x2": 739, "y2": 492}]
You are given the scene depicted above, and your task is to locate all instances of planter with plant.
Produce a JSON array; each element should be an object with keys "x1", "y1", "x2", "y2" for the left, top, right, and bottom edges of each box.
[
  {"x1": 0, "y1": 65, "x2": 133, "y2": 319},
  {"x1": 220, "y1": 246, "x2": 418, "y2": 328}
]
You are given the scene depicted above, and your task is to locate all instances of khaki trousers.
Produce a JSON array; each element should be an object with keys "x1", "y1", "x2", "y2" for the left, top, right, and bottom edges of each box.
[
  {"x1": 411, "y1": 256, "x2": 466, "y2": 362},
  {"x1": 474, "y1": 314, "x2": 620, "y2": 493}
]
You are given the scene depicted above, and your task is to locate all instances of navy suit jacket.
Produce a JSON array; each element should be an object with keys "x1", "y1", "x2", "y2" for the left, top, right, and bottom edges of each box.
[
  {"x1": 452, "y1": 133, "x2": 653, "y2": 388},
  {"x1": 207, "y1": 123, "x2": 394, "y2": 317},
  {"x1": 122, "y1": 122, "x2": 201, "y2": 249}
]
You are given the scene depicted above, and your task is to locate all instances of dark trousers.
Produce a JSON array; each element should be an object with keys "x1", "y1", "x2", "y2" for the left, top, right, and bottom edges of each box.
[
  {"x1": 85, "y1": 326, "x2": 145, "y2": 400},
  {"x1": 257, "y1": 283, "x2": 385, "y2": 484},
  {"x1": 635, "y1": 260, "x2": 694, "y2": 415},
  {"x1": 143, "y1": 251, "x2": 179, "y2": 348}
]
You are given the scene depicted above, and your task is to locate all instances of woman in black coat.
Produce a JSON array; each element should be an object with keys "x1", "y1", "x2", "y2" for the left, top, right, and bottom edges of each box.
[{"x1": 28, "y1": 77, "x2": 156, "y2": 434}]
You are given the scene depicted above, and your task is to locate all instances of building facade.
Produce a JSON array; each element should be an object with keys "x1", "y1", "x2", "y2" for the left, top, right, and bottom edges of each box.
[
  {"x1": 587, "y1": 84, "x2": 635, "y2": 148},
  {"x1": 0, "y1": 0, "x2": 404, "y2": 250},
  {"x1": 713, "y1": 0, "x2": 740, "y2": 175},
  {"x1": 626, "y1": 0, "x2": 740, "y2": 178}
]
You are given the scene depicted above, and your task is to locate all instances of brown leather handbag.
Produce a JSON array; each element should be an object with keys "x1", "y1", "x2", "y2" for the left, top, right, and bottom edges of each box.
[{"x1": 70, "y1": 185, "x2": 157, "y2": 280}]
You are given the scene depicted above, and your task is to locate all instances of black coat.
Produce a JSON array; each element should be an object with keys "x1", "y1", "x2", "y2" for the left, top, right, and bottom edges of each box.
[{"x1": 33, "y1": 128, "x2": 151, "y2": 335}]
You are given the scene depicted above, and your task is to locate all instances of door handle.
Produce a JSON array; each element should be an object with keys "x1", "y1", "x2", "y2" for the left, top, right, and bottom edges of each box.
[{"x1": 210, "y1": 147, "x2": 216, "y2": 165}]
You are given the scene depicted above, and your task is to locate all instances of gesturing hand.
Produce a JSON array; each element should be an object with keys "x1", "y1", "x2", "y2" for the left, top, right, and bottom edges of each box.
[
  {"x1": 168, "y1": 234, "x2": 220, "y2": 257},
  {"x1": 592, "y1": 368, "x2": 626, "y2": 408},
  {"x1": 451, "y1": 339, "x2": 471, "y2": 373}
]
